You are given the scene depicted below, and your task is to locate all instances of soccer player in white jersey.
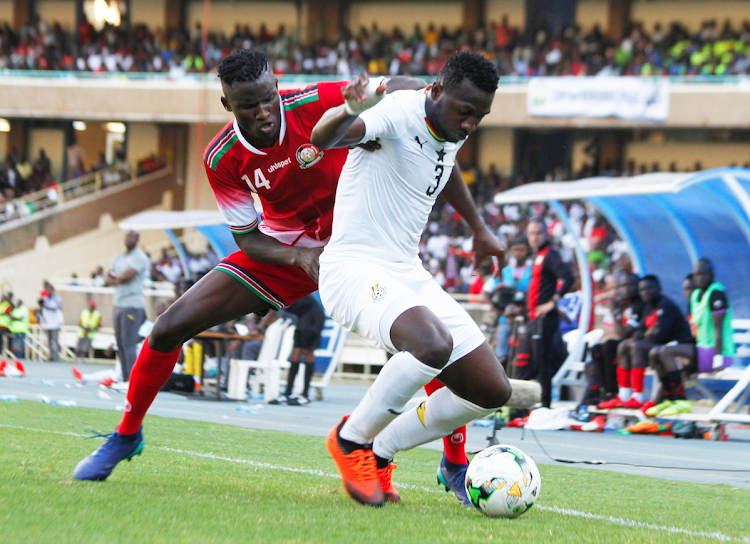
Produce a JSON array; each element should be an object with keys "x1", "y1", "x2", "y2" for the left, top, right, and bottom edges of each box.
[{"x1": 311, "y1": 51, "x2": 512, "y2": 507}]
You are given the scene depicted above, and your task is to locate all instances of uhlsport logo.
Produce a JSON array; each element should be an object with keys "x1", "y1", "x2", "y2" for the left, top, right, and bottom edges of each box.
[
  {"x1": 296, "y1": 144, "x2": 323, "y2": 169},
  {"x1": 371, "y1": 282, "x2": 387, "y2": 301}
]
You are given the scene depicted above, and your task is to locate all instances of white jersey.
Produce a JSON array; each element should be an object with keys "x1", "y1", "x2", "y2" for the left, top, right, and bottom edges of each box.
[{"x1": 322, "y1": 89, "x2": 464, "y2": 266}]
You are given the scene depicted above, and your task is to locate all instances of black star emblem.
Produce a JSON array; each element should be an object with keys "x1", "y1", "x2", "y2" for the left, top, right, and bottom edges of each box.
[{"x1": 436, "y1": 148, "x2": 446, "y2": 162}]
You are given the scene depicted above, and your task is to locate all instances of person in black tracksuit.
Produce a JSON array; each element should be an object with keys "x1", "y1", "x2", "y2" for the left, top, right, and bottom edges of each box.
[
  {"x1": 516, "y1": 218, "x2": 575, "y2": 408},
  {"x1": 269, "y1": 294, "x2": 327, "y2": 405}
]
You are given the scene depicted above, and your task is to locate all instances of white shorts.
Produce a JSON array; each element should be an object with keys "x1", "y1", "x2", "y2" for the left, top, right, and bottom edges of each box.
[{"x1": 319, "y1": 255, "x2": 485, "y2": 366}]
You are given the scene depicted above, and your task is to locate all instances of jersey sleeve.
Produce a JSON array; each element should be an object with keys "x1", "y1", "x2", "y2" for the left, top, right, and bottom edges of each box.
[
  {"x1": 317, "y1": 81, "x2": 347, "y2": 111},
  {"x1": 709, "y1": 290, "x2": 729, "y2": 313},
  {"x1": 204, "y1": 159, "x2": 259, "y2": 234},
  {"x1": 359, "y1": 92, "x2": 412, "y2": 142}
]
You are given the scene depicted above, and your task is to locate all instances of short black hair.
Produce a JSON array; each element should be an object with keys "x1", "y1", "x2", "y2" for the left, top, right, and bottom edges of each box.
[
  {"x1": 217, "y1": 49, "x2": 270, "y2": 86},
  {"x1": 696, "y1": 257, "x2": 714, "y2": 273},
  {"x1": 684, "y1": 273, "x2": 694, "y2": 282},
  {"x1": 640, "y1": 274, "x2": 660, "y2": 286},
  {"x1": 510, "y1": 235, "x2": 528, "y2": 247},
  {"x1": 438, "y1": 51, "x2": 499, "y2": 94}
]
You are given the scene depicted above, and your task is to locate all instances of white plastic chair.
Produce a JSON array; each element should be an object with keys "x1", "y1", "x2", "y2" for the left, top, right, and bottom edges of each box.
[{"x1": 227, "y1": 318, "x2": 294, "y2": 400}]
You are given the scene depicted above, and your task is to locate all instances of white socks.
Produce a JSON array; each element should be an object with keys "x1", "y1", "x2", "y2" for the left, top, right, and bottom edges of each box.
[
  {"x1": 373, "y1": 386, "x2": 498, "y2": 461},
  {"x1": 632, "y1": 391, "x2": 646, "y2": 403},
  {"x1": 339, "y1": 351, "x2": 440, "y2": 445},
  {"x1": 618, "y1": 387, "x2": 632, "y2": 402}
]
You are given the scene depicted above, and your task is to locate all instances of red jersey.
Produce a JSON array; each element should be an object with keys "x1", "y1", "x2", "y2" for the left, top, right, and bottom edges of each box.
[{"x1": 204, "y1": 82, "x2": 348, "y2": 248}]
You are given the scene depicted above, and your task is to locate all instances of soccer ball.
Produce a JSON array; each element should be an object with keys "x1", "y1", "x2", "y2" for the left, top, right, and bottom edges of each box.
[{"x1": 464, "y1": 444, "x2": 541, "y2": 518}]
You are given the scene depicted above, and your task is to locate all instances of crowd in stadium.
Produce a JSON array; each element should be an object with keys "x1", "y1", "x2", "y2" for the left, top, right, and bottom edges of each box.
[{"x1": 2, "y1": 14, "x2": 750, "y2": 76}]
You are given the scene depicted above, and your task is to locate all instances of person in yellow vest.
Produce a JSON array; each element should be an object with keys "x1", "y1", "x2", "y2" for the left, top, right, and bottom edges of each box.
[
  {"x1": 0, "y1": 291, "x2": 13, "y2": 356},
  {"x1": 75, "y1": 299, "x2": 102, "y2": 359},
  {"x1": 10, "y1": 299, "x2": 30, "y2": 359}
]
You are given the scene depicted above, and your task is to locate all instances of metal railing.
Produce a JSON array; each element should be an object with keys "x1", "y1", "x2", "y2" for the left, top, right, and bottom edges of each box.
[
  {"x1": 2, "y1": 69, "x2": 748, "y2": 85},
  {"x1": 0, "y1": 162, "x2": 140, "y2": 227}
]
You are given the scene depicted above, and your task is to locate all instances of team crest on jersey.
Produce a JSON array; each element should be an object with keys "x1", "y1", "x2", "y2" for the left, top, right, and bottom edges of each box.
[
  {"x1": 371, "y1": 282, "x2": 387, "y2": 301},
  {"x1": 296, "y1": 144, "x2": 324, "y2": 169}
]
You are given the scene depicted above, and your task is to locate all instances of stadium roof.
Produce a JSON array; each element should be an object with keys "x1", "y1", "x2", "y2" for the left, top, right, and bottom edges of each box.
[{"x1": 494, "y1": 167, "x2": 750, "y2": 317}]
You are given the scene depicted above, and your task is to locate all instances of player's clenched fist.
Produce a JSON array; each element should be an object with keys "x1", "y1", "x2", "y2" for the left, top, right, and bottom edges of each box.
[{"x1": 342, "y1": 72, "x2": 388, "y2": 116}]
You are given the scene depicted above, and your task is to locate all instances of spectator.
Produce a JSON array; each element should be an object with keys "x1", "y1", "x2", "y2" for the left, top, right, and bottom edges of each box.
[
  {"x1": 107, "y1": 230, "x2": 150, "y2": 383},
  {"x1": 10, "y1": 298, "x2": 29, "y2": 359},
  {"x1": 485, "y1": 236, "x2": 532, "y2": 361},
  {"x1": 515, "y1": 217, "x2": 575, "y2": 408},
  {"x1": 39, "y1": 282, "x2": 64, "y2": 361},
  {"x1": 75, "y1": 299, "x2": 102, "y2": 359},
  {"x1": 91, "y1": 266, "x2": 106, "y2": 287}
]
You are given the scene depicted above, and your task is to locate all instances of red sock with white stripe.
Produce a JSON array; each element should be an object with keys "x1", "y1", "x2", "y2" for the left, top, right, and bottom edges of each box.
[
  {"x1": 616, "y1": 366, "x2": 632, "y2": 401},
  {"x1": 117, "y1": 339, "x2": 181, "y2": 435},
  {"x1": 425, "y1": 378, "x2": 468, "y2": 465},
  {"x1": 630, "y1": 368, "x2": 646, "y2": 403}
]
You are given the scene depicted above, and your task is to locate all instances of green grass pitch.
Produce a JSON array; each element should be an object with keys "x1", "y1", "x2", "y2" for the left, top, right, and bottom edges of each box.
[{"x1": 1, "y1": 401, "x2": 748, "y2": 544}]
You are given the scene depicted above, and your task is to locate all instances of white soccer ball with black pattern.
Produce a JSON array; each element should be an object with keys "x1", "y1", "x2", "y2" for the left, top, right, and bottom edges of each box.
[{"x1": 464, "y1": 444, "x2": 541, "y2": 518}]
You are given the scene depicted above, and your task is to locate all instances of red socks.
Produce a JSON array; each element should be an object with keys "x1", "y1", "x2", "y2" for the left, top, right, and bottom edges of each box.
[
  {"x1": 424, "y1": 378, "x2": 468, "y2": 465},
  {"x1": 630, "y1": 368, "x2": 645, "y2": 393},
  {"x1": 117, "y1": 339, "x2": 181, "y2": 435},
  {"x1": 616, "y1": 366, "x2": 631, "y2": 388}
]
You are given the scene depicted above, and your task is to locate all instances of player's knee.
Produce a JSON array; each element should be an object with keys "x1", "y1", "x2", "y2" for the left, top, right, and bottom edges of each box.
[
  {"x1": 410, "y1": 332, "x2": 453, "y2": 369},
  {"x1": 472, "y1": 373, "x2": 512, "y2": 409},
  {"x1": 148, "y1": 312, "x2": 185, "y2": 352},
  {"x1": 648, "y1": 346, "x2": 663, "y2": 366}
]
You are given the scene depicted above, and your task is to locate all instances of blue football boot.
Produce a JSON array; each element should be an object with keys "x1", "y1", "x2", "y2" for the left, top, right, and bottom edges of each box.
[
  {"x1": 436, "y1": 453, "x2": 472, "y2": 507},
  {"x1": 73, "y1": 428, "x2": 145, "y2": 481}
]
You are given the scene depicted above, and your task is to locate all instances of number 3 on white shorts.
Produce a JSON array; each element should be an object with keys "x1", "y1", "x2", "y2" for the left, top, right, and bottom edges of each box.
[{"x1": 242, "y1": 169, "x2": 271, "y2": 193}]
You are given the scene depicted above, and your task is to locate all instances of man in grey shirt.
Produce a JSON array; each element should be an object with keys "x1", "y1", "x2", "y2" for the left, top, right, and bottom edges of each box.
[{"x1": 107, "y1": 231, "x2": 150, "y2": 382}]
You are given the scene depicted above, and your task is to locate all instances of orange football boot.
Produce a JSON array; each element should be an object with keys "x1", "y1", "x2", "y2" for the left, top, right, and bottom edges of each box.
[
  {"x1": 326, "y1": 415, "x2": 384, "y2": 507},
  {"x1": 377, "y1": 462, "x2": 401, "y2": 504}
]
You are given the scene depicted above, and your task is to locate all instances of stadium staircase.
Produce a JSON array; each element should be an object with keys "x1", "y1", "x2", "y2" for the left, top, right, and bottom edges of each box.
[{"x1": 0, "y1": 167, "x2": 181, "y2": 260}]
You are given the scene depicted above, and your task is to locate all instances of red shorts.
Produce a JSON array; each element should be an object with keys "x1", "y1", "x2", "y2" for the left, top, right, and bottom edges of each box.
[{"x1": 215, "y1": 250, "x2": 317, "y2": 312}]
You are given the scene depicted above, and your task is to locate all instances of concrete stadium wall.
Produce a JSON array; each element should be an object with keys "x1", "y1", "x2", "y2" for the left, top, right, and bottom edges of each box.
[
  {"x1": 127, "y1": 122, "x2": 160, "y2": 164},
  {"x1": 0, "y1": 169, "x2": 179, "y2": 259},
  {"x1": 577, "y1": 0, "x2": 608, "y2": 31},
  {"x1": 625, "y1": 141, "x2": 750, "y2": 171},
  {"x1": 131, "y1": 0, "x2": 167, "y2": 28},
  {"x1": 485, "y1": 0, "x2": 525, "y2": 29},
  {"x1": 186, "y1": 0, "x2": 298, "y2": 35},
  {"x1": 37, "y1": 0, "x2": 76, "y2": 30},
  {"x1": 29, "y1": 127, "x2": 65, "y2": 181},
  {"x1": 0, "y1": 0, "x2": 12, "y2": 23},
  {"x1": 349, "y1": 1, "x2": 463, "y2": 32},
  {"x1": 0, "y1": 201, "x2": 172, "y2": 310},
  {"x1": 477, "y1": 127, "x2": 514, "y2": 176},
  {"x1": 184, "y1": 122, "x2": 230, "y2": 212},
  {"x1": 0, "y1": 131, "x2": 7, "y2": 160},
  {"x1": 631, "y1": 0, "x2": 750, "y2": 33}
]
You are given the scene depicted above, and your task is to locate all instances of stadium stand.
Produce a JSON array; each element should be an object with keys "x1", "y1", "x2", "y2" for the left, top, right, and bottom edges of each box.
[{"x1": 1, "y1": 15, "x2": 750, "y2": 76}]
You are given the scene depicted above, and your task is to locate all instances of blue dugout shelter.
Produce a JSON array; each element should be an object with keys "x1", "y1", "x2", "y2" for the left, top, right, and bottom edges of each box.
[{"x1": 494, "y1": 168, "x2": 750, "y2": 319}]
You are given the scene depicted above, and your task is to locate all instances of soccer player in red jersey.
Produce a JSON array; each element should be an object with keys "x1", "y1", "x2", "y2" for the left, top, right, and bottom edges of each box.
[{"x1": 73, "y1": 49, "x2": 423, "y2": 481}]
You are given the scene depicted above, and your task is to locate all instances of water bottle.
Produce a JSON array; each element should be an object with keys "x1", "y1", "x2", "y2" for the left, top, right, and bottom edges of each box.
[
  {"x1": 54, "y1": 400, "x2": 77, "y2": 407},
  {"x1": 0, "y1": 395, "x2": 18, "y2": 402},
  {"x1": 36, "y1": 394, "x2": 54, "y2": 404},
  {"x1": 235, "y1": 405, "x2": 258, "y2": 414}
]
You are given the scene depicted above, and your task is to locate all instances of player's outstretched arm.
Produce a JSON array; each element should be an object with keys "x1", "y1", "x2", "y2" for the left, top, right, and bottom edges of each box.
[
  {"x1": 311, "y1": 72, "x2": 386, "y2": 150},
  {"x1": 441, "y1": 165, "x2": 505, "y2": 271},
  {"x1": 233, "y1": 229, "x2": 323, "y2": 283}
]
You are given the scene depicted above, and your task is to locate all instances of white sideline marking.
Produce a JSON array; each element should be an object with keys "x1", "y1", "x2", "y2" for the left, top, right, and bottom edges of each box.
[{"x1": 2, "y1": 424, "x2": 748, "y2": 543}]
